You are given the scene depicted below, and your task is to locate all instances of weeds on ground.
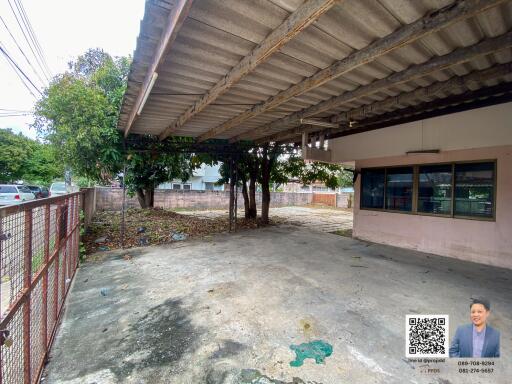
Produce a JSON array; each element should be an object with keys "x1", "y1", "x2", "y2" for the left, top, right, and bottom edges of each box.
[{"x1": 331, "y1": 228, "x2": 353, "y2": 237}]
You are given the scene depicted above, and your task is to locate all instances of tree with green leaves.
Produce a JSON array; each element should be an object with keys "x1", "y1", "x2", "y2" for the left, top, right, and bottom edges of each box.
[
  {"x1": 20, "y1": 142, "x2": 63, "y2": 185},
  {"x1": 0, "y1": 128, "x2": 33, "y2": 183},
  {"x1": 215, "y1": 143, "x2": 346, "y2": 224},
  {"x1": 33, "y1": 49, "x2": 126, "y2": 182},
  {"x1": 125, "y1": 136, "x2": 194, "y2": 208},
  {"x1": 33, "y1": 48, "x2": 193, "y2": 208},
  {"x1": 0, "y1": 128, "x2": 62, "y2": 184}
]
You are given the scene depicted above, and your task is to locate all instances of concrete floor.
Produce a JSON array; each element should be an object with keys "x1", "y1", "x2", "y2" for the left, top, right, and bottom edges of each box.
[
  {"x1": 182, "y1": 206, "x2": 354, "y2": 233},
  {"x1": 44, "y1": 225, "x2": 512, "y2": 384}
]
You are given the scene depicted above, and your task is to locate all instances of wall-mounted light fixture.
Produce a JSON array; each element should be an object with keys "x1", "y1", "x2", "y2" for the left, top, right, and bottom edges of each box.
[
  {"x1": 406, "y1": 149, "x2": 440, "y2": 155},
  {"x1": 300, "y1": 118, "x2": 339, "y2": 128}
]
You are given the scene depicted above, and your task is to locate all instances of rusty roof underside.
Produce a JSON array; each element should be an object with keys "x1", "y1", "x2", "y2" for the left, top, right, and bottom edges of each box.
[{"x1": 118, "y1": 0, "x2": 512, "y2": 145}]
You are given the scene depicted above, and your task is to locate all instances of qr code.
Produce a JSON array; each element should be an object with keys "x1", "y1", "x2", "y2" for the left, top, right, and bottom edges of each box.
[{"x1": 405, "y1": 315, "x2": 449, "y2": 357}]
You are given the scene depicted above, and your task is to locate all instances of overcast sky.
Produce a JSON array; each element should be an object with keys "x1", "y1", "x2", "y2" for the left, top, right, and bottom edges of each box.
[{"x1": 0, "y1": 0, "x2": 145, "y2": 139}]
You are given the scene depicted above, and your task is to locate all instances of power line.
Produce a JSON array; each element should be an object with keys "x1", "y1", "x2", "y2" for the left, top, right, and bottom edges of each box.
[
  {"x1": 7, "y1": 0, "x2": 50, "y2": 82},
  {"x1": 1, "y1": 46, "x2": 37, "y2": 98},
  {"x1": 0, "y1": 14, "x2": 46, "y2": 87},
  {"x1": 0, "y1": 42, "x2": 42, "y2": 97},
  {"x1": 0, "y1": 113, "x2": 32, "y2": 117},
  {"x1": 15, "y1": 0, "x2": 52, "y2": 78},
  {"x1": 0, "y1": 108, "x2": 32, "y2": 112},
  {"x1": 12, "y1": 0, "x2": 51, "y2": 80}
]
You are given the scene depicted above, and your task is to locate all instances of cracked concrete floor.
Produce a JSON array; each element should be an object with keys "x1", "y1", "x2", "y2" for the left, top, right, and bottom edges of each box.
[{"x1": 43, "y1": 225, "x2": 511, "y2": 384}]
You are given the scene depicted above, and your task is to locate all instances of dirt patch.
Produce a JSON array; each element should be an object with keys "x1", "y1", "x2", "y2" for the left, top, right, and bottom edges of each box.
[{"x1": 84, "y1": 208, "x2": 278, "y2": 253}]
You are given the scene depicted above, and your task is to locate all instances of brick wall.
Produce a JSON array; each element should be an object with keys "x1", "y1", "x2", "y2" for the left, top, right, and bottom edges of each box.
[
  {"x1": 95, "y1": 187, "x2": 313, "y2": 211},
  {"x1": 312, "y1": 193, "x2": 336, "y2": 206}
]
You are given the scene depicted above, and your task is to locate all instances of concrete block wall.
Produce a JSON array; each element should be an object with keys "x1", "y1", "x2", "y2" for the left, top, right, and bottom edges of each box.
[
  {"x1": 95, "y1": 187, "x2": 314, "y2": 211},
  {"x1": 80, "y1": 187, "x2": 97, "y2": 229},
  {"x1": 336, "y1": 193, "x2": 353, "y2": 209}
]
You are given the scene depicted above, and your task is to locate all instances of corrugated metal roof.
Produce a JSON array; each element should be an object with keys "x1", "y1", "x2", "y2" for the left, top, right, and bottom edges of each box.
[{"x1": 118, "y1": 0, "x2": 512, "y2": 142}]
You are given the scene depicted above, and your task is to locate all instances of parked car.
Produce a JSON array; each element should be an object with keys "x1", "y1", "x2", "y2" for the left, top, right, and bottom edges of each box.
[
  {"x1": 26, "y1": 185, "x2": 50, "y2": 199},
  {"x1": 0, "y1": 184, "x2": 36, "y2": 206},
  {"x1": 49, "y1": 182, "x2": 68, "y2": 197},
  {"x1": 40, "y1": 186, "x2": 50, "y2": 198}
]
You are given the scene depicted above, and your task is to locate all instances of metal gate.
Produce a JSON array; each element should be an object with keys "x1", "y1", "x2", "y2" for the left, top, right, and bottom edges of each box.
[{"x1": 0, "y1": 192, "x2": 81, "y2": 384}]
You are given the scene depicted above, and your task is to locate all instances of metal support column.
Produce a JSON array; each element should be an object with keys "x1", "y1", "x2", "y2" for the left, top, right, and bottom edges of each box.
[{"x1": 121, "y1": 139, "x2": 127, "y2": 248}]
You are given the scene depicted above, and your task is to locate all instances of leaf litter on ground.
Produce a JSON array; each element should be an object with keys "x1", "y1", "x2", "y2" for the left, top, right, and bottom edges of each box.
[{"x1": 84, "y1": 208, "x2": 279, "y2": 254}]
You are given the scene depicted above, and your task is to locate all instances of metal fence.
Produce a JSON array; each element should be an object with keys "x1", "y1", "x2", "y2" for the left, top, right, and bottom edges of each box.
[{"x1": 0, "y1": 192, "x2": 82, "y2": 384}]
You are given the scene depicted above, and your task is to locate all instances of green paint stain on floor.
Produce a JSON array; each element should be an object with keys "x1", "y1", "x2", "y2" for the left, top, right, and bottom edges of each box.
[{"x1": 289, "y1": 340, "x2": 333, "y2": 367}]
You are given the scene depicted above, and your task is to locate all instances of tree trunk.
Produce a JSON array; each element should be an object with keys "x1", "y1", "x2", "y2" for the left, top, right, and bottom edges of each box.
[
  {"x1": 240, "y1": 175, "x2": 250, "y2": 219},
  {"x1": 261, "y1": 174, "x2": 271, "y2": 224},
  {"x1": 261, "y1": 147, "x2": 271, "y2": 225},
  {"x1": 229, "y1": 161, "x2": 235, "y2": 230},
  {"x1": 248, "y1": 178, "x2": 257, "y2": 219},
  {"x1": 136, "y1": 187, "x2": 155, "y2": 208},
  {"x1": 248, "y1": 162, "x2": 258, "y2": 219}
]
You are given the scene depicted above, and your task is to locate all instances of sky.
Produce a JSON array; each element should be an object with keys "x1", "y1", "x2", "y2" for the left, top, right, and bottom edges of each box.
[{"x1": 0, "y1": 0, "x2": 145, "y2": 139}]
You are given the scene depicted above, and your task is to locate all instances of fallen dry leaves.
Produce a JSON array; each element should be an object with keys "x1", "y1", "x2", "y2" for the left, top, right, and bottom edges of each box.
[{"x1": 83, "y1": 208, "x2": 277, "y2": 254}]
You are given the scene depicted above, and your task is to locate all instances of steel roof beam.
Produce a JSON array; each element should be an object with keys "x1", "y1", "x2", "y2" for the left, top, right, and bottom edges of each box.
[
  {"x1": 245, "y1": 30, "x2": 512, "y2": 142},
  {"x1": 256, "y1": 62, "x2": 512, "y2": 144},
  {"x1": 159, "y1": 0, "x2": 339, "y2": 140},
  {"x1": 210, "y1": 0, "x2": 507, "y2": 143},
  {"x1": 124, "y1": 0, "x2": 194, "y2": 137}
]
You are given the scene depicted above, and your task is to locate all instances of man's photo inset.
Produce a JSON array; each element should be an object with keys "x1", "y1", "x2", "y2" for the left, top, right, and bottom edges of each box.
[{"x1": 449, "y1": 297, "x2": 500, "y2": 358}]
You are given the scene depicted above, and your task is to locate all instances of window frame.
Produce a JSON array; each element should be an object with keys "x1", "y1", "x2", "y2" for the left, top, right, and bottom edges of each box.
[
  {"x1": 360, "y1": 160, "x2": 496, "y2": 221},
  {"x1": 384, "y1": 165, "x2": 414, "y2": 212}
]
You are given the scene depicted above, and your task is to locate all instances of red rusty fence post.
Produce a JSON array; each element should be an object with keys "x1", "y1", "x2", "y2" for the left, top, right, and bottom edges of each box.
[
  {"x1": 53, "y1": 204, "x2": 61, "y2": 336},
  {"x1": 23, "y1": 208, "x2": 32, "y2": 384},
  {"x1": 42, "y1": 204, "x2": 50, "y2": 361},
  {"x1": 0, "y1": 192, "x2": 84, "y2": 384}
]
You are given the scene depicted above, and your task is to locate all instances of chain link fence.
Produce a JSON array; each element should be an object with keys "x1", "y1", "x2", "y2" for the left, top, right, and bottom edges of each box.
[{"x1": 0, "y1": 192, "x2": 82, "y2": 384}]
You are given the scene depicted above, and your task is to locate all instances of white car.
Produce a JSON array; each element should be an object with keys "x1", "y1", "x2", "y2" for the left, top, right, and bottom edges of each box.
[
  {"x1": 49, "y1": 182, "x2": 69, "y2": 197},
  {"x1": 0, "y1": 184, "x2": 36, "y2": 206}
]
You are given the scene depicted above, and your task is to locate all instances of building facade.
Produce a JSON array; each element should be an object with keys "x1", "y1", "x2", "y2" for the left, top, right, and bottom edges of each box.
[
  {"x1": 330, "y1": 102, "x2": 512, "y2": 269},
  {"x1": 158, "y1": 164, "x2": 224, "y2": 191}
]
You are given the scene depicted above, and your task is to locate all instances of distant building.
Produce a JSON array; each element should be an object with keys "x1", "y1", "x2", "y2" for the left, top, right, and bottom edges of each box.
[
  {"x1": 158, "y1": 164, "x2": 224, "y2": 191},
  {"x1": 282, "y1": 180, "x2": 352, "y2": 194}
]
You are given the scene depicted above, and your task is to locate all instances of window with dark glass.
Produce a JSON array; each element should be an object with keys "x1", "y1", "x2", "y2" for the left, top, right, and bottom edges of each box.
[
  {"x1": 418, "y1": 164, "x2": 452, "y2": 215},
  {"x1": 360, "y1": 161, "x2": 495, "y2": 220},
  {"x1": 361, "y1": 168, "x2": 385, "y2": 209},
  {"x1": 454, "y1": 162, "x2": 494, "y2": 218},
  {"x1": 385, "y1": 167, "x2": 413, "y2": 211}
]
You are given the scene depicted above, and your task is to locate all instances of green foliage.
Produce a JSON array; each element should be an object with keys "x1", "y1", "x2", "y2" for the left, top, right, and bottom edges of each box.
[
  {"x1": 206, "y1": 144, "x2": 347, "y2": 191},
  {"x1": 21, "y1": 143, "x2": 64, "y2": 185},
  {"x1": 33, "y1": 48, "x2": 193, "y2": 206},
  {"x1": 0, "y1": 128, "x2": 62, "y2": 184},
  {"x1": 0, "y1": 128, "x2": 33, "y2": 183},
  {"x1": 337, "y1": 168, "x2": 354, "y2": 188},
  {"x1": 74, "y1": 176, "x2": 95, "y2": 188},
  {"x1": 270, "y1": 145, "x2": 345, "y2": 189},
  {"x1": 33, "y1": 48, "x2": 126, "y2": 182},
  {"x1": 124, "y1": 136, "x2": 194, "y2": 196}
]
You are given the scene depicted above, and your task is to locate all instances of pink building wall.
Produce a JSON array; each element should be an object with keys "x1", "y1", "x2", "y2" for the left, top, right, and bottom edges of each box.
[{"x1": 353, "y1": 145, "x2": 512, "y2": 269}]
